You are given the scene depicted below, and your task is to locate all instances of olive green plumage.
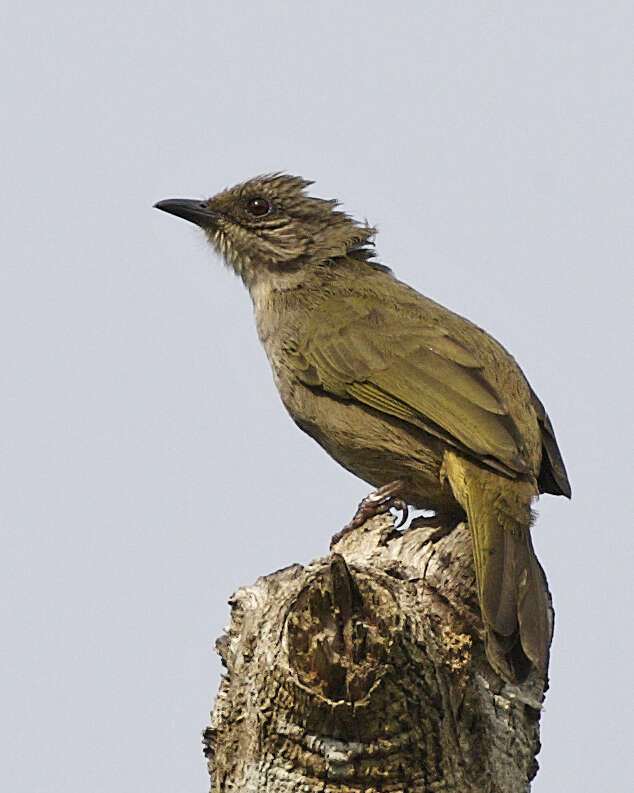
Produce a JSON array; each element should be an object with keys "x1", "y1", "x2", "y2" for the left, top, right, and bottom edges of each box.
[{"x1": 155, "y1": 174, "x2": 571, "y2": 682}]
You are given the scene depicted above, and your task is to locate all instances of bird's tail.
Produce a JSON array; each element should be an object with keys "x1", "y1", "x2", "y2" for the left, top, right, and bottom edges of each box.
[{"x1": 441, "y1": 452, "x2": 553, "y2": 682}]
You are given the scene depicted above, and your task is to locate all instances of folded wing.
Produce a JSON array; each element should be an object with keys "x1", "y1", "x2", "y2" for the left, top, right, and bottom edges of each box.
[{"x1": 286, "y1": 295, "x2": 531, "y2": 477}]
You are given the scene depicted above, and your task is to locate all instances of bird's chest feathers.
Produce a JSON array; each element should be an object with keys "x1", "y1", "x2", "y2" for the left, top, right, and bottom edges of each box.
[
  {"x1": 250, "y1": 272, "x2": 302, "y2": 335},
  {"x1": 250, "y1": 273, "x2": 305, "y2": 375},
  {"x1": 249, "y1": 273, "x2": 322, "y2": 416}
]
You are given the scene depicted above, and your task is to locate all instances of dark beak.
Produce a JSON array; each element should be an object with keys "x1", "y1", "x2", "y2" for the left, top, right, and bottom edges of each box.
[{"x1": 153, "y1": 198, "x2": 220, "y2": 228}]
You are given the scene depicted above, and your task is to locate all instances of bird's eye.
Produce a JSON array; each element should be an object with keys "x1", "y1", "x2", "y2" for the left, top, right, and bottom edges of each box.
[{"x1": 246, "y1": 197, "x2": 270, "y2": 217}]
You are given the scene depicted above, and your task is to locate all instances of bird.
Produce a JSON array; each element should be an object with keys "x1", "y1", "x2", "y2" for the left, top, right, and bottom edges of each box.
[{"x1": 155, "y1": 174, "x2": 570, "y2": 682}]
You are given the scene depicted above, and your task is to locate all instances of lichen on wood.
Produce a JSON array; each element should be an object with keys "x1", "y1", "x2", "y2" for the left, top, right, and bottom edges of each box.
[{"x1": 203, "y1": 515, "x2": 549, "y2": 792}]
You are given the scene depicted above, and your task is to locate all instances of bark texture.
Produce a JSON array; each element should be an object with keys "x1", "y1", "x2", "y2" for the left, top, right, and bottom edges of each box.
[{"x1": 203, "y1": 515, "x2": 549, "y2": 792}]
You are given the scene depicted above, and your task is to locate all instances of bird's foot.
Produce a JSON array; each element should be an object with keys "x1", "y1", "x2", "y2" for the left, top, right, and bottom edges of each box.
[{"x1": 330, "y1": 480, "x2": 407, "y2": 548}]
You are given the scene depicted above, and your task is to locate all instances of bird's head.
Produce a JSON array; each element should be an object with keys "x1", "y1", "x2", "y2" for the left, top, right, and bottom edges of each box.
[{"x1": 155, "y1": 174, "x2": 376, "y2": 283}]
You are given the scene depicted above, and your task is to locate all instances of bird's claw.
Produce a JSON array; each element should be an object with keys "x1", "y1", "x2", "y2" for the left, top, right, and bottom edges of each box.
[{"x1": 331, "y1": 480, "x2": 407, "y2": 548}]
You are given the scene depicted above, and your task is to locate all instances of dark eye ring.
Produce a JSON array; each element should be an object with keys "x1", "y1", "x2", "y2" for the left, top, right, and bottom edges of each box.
[{"x1": 246, "y1": 197, "x2": 270, "y2": 217}]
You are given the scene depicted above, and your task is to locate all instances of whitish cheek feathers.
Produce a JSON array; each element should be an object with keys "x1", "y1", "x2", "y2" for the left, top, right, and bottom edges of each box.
[
  {"x1": 205, "y1": 227, "x2": 251, "y2": 277},
  {"x1": 206, "y1": 224, "x2": 310, "y2": 278}
]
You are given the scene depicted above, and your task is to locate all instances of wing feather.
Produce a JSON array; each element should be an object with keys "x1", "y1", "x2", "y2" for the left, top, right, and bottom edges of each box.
[{"x1": 288, "y1": 296, "x2": 531, "y2": 474}]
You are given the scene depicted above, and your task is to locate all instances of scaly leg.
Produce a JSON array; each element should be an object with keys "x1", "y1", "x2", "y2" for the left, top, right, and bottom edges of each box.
[{"x1": 331, "y1": 480, "x2": 407, "y2": 548}]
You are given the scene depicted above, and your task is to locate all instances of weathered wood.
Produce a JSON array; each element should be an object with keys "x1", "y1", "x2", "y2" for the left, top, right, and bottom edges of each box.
[{"x1": 203, "y1": 515, "x2": 549, "y2": 792}]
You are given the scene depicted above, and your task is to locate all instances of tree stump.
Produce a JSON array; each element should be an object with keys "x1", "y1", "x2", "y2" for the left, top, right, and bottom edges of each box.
[{"x1": 203, "y1": 515, "x2": 549, "y2": 792}]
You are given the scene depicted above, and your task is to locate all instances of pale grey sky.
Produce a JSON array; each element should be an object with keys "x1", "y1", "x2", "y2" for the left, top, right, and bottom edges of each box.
[{"x1": 1, "y1": 2, "x2": 632, "y2": 791}]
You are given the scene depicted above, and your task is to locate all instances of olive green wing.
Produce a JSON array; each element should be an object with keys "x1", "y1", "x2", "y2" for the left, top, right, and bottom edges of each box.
[{"x1": 287, "y1": 297, "x2": 530, "y2": 476}]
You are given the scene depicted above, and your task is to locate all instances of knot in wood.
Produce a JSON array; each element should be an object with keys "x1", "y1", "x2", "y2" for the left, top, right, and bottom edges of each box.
[{"x1": 286, "y1": 553, "x2": 395, "y2": 703}]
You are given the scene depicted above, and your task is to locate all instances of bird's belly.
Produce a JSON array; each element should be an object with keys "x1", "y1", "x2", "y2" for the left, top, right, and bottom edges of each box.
[{"x1": 281, "y1": 379, "x2": 458, "y2": 513}]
